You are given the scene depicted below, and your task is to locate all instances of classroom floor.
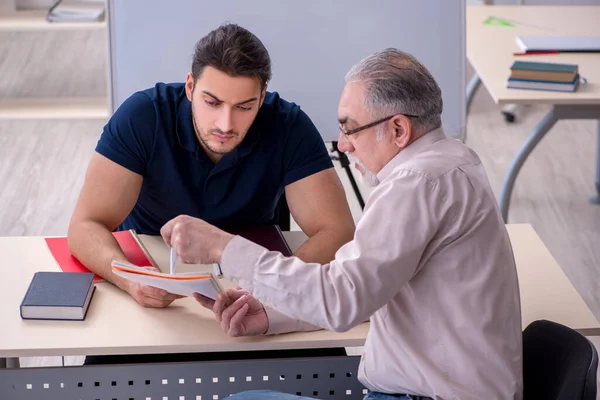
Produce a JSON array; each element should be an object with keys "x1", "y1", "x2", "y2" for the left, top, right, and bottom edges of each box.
[{"x1": 2, "y1": 28, "x2": 600, "y2": 389}]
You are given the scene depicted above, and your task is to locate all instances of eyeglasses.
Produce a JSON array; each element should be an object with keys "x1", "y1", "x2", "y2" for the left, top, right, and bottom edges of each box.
[{"x1": 339, "y1": 113, "x2": 420, "y2": 141}]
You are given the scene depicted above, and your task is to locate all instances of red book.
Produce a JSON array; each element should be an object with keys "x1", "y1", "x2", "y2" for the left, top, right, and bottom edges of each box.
[{"x1": 45, "y1": 230, "x2": 157, "y2": 281}]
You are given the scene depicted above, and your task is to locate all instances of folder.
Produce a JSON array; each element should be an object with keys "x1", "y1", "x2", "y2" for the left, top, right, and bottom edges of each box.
[{"x1": 45, "y1": 230, "x2": 156, "y2": 281}]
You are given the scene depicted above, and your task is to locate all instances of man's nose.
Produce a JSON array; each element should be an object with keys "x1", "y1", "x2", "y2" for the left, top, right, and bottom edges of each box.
[
  {"x1": 215, "y1": 108, "x2": 233, "y2": 133},
  {"x1": 337, "y1": 131, "x2": 354, "y2": 153}
]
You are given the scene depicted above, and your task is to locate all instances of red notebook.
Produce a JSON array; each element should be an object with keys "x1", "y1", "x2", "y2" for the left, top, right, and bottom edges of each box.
[{"x1": 45, "y1": 230, "x2": 156, "y2": 281}]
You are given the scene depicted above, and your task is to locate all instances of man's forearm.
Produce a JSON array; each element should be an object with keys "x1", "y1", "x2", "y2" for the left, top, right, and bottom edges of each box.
[
  {"x1": 293, "y1": 226, "x2": 353, "y2": 264},
  {"x1": 67, "y1": 220, "x2": 132, "y2": 290}
]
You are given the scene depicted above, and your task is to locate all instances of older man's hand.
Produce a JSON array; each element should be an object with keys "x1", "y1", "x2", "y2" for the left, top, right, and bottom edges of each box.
[
  {"x1": 160, "y1": 215, "x2": 234, "y2": 264},
  {"x1": 194, "y1": 289, "x2": 268, "y2": 337}
]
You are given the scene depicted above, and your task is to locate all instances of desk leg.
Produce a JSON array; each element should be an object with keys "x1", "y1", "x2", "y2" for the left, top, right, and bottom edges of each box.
[
  {"x1": 463, "y1": 74, "x2": 482, "y2": 143},
  {"x1": 590, "y1": 120, "x2": 600, "y2": 204},
  {"x1": 466, "y1": 73, "x2": 481, "y2": 114},
  {"x1": 498, "y1": 107, "x2": 558, "y2": 222}
]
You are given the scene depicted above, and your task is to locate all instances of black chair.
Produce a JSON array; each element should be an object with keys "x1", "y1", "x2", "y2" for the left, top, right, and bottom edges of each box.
[
  {"x1": 275, "y1": 192, "x2": 291, "y2": 231},
  {"x1": 523, "y1": 319, "x2": 598, "y2": 400}
]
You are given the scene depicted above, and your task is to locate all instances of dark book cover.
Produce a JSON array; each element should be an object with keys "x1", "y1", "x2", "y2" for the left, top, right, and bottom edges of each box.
[
  {"x1": 20, "y1": 272, "x2": 96, "y2": 321},
  {"x1": 227, "y1": 225, "x2": 293, "y2": 256},
  {"x1": 510, "y1": 61, "x2": 578, "y2": 74}
]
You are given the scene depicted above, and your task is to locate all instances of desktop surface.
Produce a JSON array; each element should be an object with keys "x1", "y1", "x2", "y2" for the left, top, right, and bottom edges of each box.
[
  {"x1": 0, "y1": 233, "x2": 368, "y2": 358},
  {"x1": 1, "y1": 225, "x2": 598, "y2": 359},
  {"x1": 467, "y1": 5, "x2": 600, "y2": 105}
]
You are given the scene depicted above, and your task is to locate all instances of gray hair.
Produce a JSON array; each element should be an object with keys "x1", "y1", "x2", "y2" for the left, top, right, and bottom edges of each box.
[{"x1": 345, "y1": 48, "x2": 443, "y2": 137}]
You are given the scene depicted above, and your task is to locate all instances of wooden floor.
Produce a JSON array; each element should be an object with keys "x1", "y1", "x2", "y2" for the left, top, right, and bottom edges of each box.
[
  {"x1": 0, "y1": 29, "x2": 107, "y2": 99},
  {"x1": 2, "y1": 29, "x2": 600, "y2": 382}
]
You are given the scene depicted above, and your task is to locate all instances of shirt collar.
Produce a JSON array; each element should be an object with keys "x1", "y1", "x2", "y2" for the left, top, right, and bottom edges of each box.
[{"x1": 376, "y1": 126, "x2": 447, "y2": 182}]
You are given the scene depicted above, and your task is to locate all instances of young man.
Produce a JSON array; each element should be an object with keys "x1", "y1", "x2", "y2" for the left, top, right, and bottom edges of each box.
[
  {"x1": 68, "y1": 23, "x2": 355, "y2": 309},
  {"x1": 164, "y1": 49, "x2": 524, "y2": 400}
]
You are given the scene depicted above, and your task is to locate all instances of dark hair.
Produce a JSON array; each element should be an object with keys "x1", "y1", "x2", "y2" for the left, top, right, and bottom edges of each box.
[{"x1": 191, "y1": 23, "x2": 272, "y2": 89}]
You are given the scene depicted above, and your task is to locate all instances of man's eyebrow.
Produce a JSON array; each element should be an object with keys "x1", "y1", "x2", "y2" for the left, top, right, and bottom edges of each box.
[
  {"x1": 235, "y1": 97, "x2": 258, "y2": 106},
  {"x1": 202, "y1": 91, "x2": 222, "y2": 102},
  {"x1": 338, "y1": 116, "x2": 358, "y2": 125},
  {"x1": 201, "y1": 91, "x2": 257, "y2": 106}
]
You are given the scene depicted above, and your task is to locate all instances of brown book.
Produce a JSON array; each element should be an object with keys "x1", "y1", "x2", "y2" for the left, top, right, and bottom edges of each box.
[
  {"x1": 226, "y1": 225, "x2": 293, "y2": 256},
  {"x1": 510, "y1": 69, "x2": 577, "y2": 83}
]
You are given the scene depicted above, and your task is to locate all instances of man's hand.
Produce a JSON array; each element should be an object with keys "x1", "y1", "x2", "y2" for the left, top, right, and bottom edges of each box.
[
  {"x1": 124, "y1": 266, "x2": 184, "y2": 308},
  {"x1": 160, "y1": 215, "x2": 234, "y2": 264},
  {"x1": 194, "y1": 289, "x2": 268, "y2": 337}
]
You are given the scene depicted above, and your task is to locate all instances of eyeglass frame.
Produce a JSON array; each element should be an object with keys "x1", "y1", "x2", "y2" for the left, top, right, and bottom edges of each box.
[{"x1": 339, "y1": 113, "x2": 420, "y2": 140}]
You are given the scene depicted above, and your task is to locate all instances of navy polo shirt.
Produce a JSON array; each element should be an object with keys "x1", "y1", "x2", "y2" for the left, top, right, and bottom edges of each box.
[{"x1": 95, "y1": 82, "x2": 333, "y2": 235}]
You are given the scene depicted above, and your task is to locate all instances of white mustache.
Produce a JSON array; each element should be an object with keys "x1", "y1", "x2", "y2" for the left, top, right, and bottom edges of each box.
[
  {"x1": 347, "y1": 154, "x2": 363, "y2": 168},
  {"x1": 346, "y1": 154, "x2": 380, "y2": 187}
]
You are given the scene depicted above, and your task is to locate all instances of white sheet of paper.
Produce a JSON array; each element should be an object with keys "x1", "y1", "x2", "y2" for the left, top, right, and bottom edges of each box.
[
  {"x1": 112, "y1": 266, "x2": 221, "y2": 299},
  {"x1": 170, "y1": 247, "x2": 176, "y2": 275}
]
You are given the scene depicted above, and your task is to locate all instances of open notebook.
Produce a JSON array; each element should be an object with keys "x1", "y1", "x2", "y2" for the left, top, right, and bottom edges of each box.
[{"x1": 111, "y1": 261, "x2": 223, "y2": 300}]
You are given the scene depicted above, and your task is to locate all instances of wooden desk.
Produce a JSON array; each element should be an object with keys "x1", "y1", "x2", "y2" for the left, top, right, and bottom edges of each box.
[
  {"x1": 0, "y1": 232, "x2": 367, "y2": 359},
  {"x1": 506, "y1": 224, "x2": 599, "y2": 334},
  {"x1": 288, "y1": 225, "x2": 600, "y2": 334},
  {"x1": 1, "y1": 223, "x2": 598, "y2": 362},
  {"x1": 466, "y1": 6, "x2": 600, "y2": 221},
  {"x1": 0, "y1": 224, "x2": 598, "y2": 399}
]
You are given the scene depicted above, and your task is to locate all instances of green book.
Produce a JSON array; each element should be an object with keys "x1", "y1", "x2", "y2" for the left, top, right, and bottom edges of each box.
[{"x1": 510, "y1": 61, "x2": 578, "y2": 74}]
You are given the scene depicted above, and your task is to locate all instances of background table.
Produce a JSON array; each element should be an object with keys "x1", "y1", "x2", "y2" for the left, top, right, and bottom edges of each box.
[{"x1": 466, "y1": 5, "x2": 600, "y2": 221}]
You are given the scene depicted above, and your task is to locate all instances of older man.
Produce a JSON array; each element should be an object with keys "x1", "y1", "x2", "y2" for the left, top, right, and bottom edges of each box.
[{"x1": 160, "y1": 49, "x2": 523, "y2": 400}]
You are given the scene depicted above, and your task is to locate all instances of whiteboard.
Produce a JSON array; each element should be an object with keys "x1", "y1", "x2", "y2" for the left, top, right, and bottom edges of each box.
[{"x1": 107, "y1": 0, "x2": 466, "y2": 141}]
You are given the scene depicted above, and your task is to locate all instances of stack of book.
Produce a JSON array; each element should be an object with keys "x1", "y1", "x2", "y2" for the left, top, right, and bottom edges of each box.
[{"x1": 507, "y1": 61, "x2": 580, "y2": 92}]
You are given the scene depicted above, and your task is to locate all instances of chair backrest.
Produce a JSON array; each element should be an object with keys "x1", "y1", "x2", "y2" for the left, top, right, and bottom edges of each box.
[
  {"x1": 523, "y1": 319, "x2": 598, "y2": 400},
  {"x1": 275, "y1": 192, "x2": 291, "y2": 231}
]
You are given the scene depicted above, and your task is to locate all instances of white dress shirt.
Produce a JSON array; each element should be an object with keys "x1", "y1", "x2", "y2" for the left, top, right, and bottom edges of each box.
[{"x1": 220, "y1": 127, "x2": 523, "y2": 400}]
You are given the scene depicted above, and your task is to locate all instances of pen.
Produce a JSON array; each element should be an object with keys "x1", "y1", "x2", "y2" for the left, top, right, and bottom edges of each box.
[{"x1": 170, "y1": 247, "x2": 176, "y2": 275}]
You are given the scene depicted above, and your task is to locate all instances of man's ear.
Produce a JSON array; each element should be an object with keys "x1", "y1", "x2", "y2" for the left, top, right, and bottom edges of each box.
[
  {"x1": 185, "y1": 72, "x2": 194, "y2": 101},
  {"x1": 259, "y1": 85, "x2": 268, "y2": 107},
  {"x1": 392, "y1": 115, "x2": 412, "y2": 149}
]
